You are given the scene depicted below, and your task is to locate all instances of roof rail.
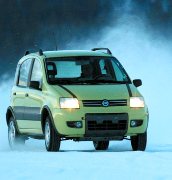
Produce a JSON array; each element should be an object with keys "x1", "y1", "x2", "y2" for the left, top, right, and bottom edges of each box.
[
  {"x1": 24, "y1": 49, "x2": 43, "y2": 56},
  {"x1": 91, "y1": 48, "x2": 112, "y2": 55}
]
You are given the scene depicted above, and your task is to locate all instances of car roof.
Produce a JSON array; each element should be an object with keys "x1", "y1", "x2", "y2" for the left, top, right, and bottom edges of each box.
[
  {"x1": 18, "y1": 49, "x2": 113, "y2": 64},
  {"x1": 44, "y1": 50, "x2": 113, "y2": 58}
]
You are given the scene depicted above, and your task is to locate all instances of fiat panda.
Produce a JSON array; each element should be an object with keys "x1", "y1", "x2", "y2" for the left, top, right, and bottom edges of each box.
[{"x1": 6, "y1": 48, "x2": 149, "y2": 151}]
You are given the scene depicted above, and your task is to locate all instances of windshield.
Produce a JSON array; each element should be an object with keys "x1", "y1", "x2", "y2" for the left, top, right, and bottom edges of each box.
[{"x1": 45, "y1": 56, "x2": 131, "y2": 85}]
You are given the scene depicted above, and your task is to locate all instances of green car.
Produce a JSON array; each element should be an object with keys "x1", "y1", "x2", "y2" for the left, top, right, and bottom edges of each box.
[{"x1": 6, "y1": 48, "x2": 149, "y2": 151}]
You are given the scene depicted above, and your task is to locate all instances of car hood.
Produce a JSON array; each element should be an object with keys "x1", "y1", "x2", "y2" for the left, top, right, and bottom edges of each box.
[{"x1": 52, "y1": 84, "x2": 137, "y2": 100}]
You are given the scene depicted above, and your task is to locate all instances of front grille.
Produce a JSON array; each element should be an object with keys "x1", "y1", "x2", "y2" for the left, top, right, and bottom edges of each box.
[
  {"x1": 85, "y1": 113, "x2": 128, "y2": 137},
  {"x1": 82, "y1": 100, "x2": 127, "y2": 107},
  {"x1": 88, "y1": 120, "x2": 127, "y2": 131}
]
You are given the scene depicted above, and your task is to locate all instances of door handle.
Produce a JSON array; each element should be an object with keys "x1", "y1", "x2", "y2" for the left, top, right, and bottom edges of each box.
[
  {"x1": 25, "y1": 93, "x2": 29, "y2": 97},
  {"x1": 13, "y1": 92, "x2": 16, "y2": 95}
]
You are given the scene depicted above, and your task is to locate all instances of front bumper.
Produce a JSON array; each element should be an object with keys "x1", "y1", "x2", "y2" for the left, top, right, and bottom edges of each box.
[{"x1": 52, "y1": 105, "x2": 148, "y2": 139}]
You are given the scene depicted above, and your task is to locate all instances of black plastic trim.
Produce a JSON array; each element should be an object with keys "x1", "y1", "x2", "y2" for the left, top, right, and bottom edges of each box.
[
  {"x1": 58, "y1": 85, "x2": 77, "y2": 98},
  {"x1": 6, "y1": 106, "x2": 20, "y2": 133},
  {"x1": 91, "y1": 48, "x2": 112, "y2": 55},
  {"x1": 25, "y1": 51, "x2": 29, "y2": 56},
  {"x1": 6, "y1": 106, "x2": 15, "y2": 124},
  {"x1": 13, "y1": 106, "x2": 41, "y2": 121},
  {"x1": 24, "y1": 49, "x2": 43, "y2": 56},
  {"x1": 85, "y1": 113, "x2": 128, "y2": 137},
  {"x1": 39, "y1": 49, "x2": 43, "y2": 56},
  {"x1": 67, "y1": 121, "x2": 82, "y2": 128},
  {"x1": 74, "y1": 136, "x2": 124, "y2": 141},
  {"x1": 24, "y1": 107, "x2": 41, "y2": 121},
  {"x1": 133, "y1": 79, "x2": 142, "y2": 87},
  {"x1": 82, "y1": 99, "x2": 127, "y2": 107},
  {"x1": 41, "y1": 105, "x2": 65, "y2": 137},
  {"x1": 126, "y1": 84, "x2": 132, "y2": 97},
  {"x1": 26, "y1": 134, "x2": 44, "y2": 139},
  {"x1": 130, "y1": 120, "x2": 143, "y2": 127},
  {"x1": 13, "y1": 106, "x2": 24, "y2": 120}
]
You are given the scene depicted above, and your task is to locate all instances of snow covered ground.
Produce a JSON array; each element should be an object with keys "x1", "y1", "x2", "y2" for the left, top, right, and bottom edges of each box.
[
  {"x1": 1, "y1": 140, "x2": 172, "y2": 180},
  {"x1": 1, "y1": 107, "x2": 172, "y2": 180},
  {"x1": 1, "y1": 66, "x2": 172, "y2": 180},
  {"x1": 1, "y1": 17, "x2": 172, "y2": 179}
]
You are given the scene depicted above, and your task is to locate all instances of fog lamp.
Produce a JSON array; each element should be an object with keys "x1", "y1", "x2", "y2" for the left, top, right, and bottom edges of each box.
[
  {"x1": 76, "y1": 122, "x2": 82, "y2": 128},
  {"x1": 130, "y1": 120, "x2": 143, "y2": 127},
  {"x1": 131, "y1": 120, "x2": 136, "y2": 127},
  {"x1": 67, "y1": 121, "x2": 82, "y2": 128}
]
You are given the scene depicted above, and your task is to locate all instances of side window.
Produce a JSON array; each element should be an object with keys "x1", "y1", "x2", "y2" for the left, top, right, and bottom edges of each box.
[
  {"x1": 18, "y1": 59, "x2": 32, "y2": 86},
  {"x1": 111, "y1": 60, "x2": 127, "y2": 81},
  {"x1": 31, "y1": 59, "x2": 43, "y2": 88},
  {"x1": 13, "y1": 65, "x2": 20, "y2": 86}
]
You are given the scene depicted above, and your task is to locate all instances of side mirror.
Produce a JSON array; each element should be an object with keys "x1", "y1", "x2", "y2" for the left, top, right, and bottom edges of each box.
[
  {"x1": 30, "y1": 81, "x2": 41, "y2": 90},
  {"x1": 133, "y1": 79, "x2": 142, "y2": 87}
]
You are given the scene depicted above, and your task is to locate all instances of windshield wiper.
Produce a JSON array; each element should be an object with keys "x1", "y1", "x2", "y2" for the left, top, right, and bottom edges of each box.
[
  {"x1": 50, "y1": 79, "x2": 130, "y2": 85},
  {"x1": 72, "y1": 80, "x2": 99, "y2": 84},
  {"x1": 50, "y1": 79, "x2": 74, "y2": 85},
  {"x1": 73, "y1": 79, "x2": 128, "y2": 84},
  {"x1": 50, "y1": 79, "x2": 97, "y2": 85},
  {"x1": 94, "y1": 79, "x2": 130, "y2": 84},
  {"x1": 72, "y1": 79, "x2": 129, "y2": 84}
]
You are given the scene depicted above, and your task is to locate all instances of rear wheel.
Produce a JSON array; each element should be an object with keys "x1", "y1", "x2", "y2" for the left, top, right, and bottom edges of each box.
[
  {"x1": 93, "y1": 141, "x2": 109, "y2": 150},
  {"x1": 45, "y1": 116, "x2": 60, "y2": 152},
  {"x1": 8, "y1": 117, "x2": 25, "y2": 149},
  {"x1": 131, "y1": 131, "x2": 147, "y2": 151}
]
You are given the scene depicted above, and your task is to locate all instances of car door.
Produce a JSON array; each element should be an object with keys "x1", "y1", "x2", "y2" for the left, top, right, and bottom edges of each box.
[
  {"x1": 13, "y1": 58, "x2": 32, "y2": 129},
  {"x1": 22, "y1": 58, "x2": 44, "y2": 134}
]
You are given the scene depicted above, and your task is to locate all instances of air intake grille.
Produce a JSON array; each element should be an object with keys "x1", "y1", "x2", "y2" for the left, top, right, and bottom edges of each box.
[
  {"x1": 88, "y1": 120, "x2": 127, "y2": 131},
  {"x1": 82, "y1": 100, "x2": 127, "y2": 107},
  {"x1": 85, "y1": 113, "x2": 128, "y2": 137}
]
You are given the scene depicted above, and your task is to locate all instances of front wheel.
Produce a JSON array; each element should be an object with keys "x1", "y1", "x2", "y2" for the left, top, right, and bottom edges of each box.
[
  {"x1": 45, "y1": 116, "x2": 60, "y2": 152},
  {"x1": 131, "y1": 131, "x2": 147, "y2": 151},
  {"x1": 8, "y1": 117, "x2": 25, "y2": 149},
  {"x1": 93, "y1": 141, "x2": 109, "y2": 150}
]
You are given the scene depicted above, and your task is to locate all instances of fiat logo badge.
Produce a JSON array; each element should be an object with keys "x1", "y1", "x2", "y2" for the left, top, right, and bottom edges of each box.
[{"x1": 102, "y1": 100, "x2": 109, "y2": 107}]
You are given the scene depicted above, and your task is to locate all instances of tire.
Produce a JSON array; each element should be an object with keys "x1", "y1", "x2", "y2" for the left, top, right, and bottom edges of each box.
[
  {"x1": 44, "y1": 116, "x2": 60, "y2": 152},
  {"x1": 93, "y1": 141, "x2": 109, "y2": 150},
  {"x1": 8, "y1": 117, "x2": 25, "y2": 149},
  {"x1": 131, "y1": 131, "x2": 147, "y2": 151}
]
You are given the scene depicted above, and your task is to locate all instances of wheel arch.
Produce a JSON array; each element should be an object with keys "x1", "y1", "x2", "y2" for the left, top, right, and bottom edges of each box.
[
  {"x1": 6, "y1": 106, "x2": 15, "y2": 125},
  {"x1": 6, "y1": 106, "x2": 21, "y2": 133},
  {"x1": 41, "y1": 105, "x2": 62, "y2": 136},
  {"x1": 41, "y1": 106, "x2": 50, "y2": 134}
]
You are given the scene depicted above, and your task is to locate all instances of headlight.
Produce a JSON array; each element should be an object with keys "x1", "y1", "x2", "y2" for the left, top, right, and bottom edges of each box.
[
  {"x1": 60, "y1": 98, "x2": 80, "y2": 109},
  {"x1": 130, "y1": 97, "x2": 145, "y2": 108}
]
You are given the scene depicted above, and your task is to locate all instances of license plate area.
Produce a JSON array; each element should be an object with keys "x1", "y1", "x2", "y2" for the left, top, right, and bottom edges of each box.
[{"x1": 85, "y1": 113, "x2": 128, "y2": 137}]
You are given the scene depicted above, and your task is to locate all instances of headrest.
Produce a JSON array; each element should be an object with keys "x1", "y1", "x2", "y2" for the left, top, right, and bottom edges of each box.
[
  {"x1": 81, "y1": 64, "x2": 93, "y2": 78},
  {"x1": 47, "y1": 62, "x2": 57, "y2": 76}
]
